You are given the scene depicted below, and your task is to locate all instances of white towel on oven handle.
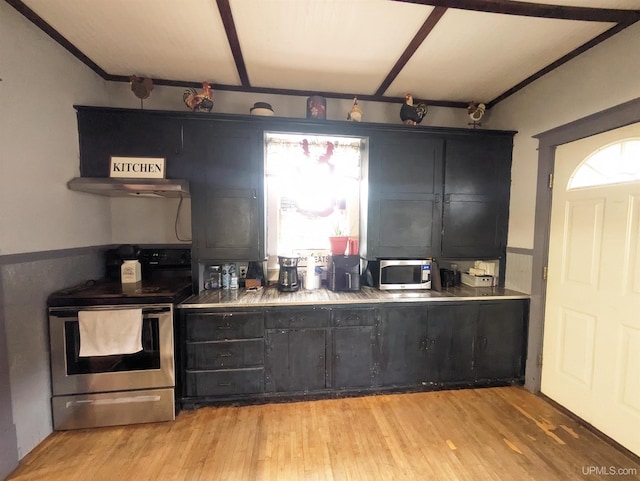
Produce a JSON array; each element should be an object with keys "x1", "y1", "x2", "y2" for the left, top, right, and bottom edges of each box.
[{"x1": 78, "y1": 308, "x2": 143, "y2": 357}]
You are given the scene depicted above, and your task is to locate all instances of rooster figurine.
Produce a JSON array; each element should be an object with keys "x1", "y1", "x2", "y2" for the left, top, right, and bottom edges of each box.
[
  {"x1": 467, "y1": 101, "x2": 486, "y2": 127},
  {"x1": 400, "y1": 94, "x2": 427, "y2": 125},
  {"x1": 129, "y1": 76, "x2": 154, "y2": 100},
  {"x1": 347, "y1": 97, "x2": 362, "y2": 122},
  {"x1": 183, "y1": 82, "x2": 214, "y2": 112}
]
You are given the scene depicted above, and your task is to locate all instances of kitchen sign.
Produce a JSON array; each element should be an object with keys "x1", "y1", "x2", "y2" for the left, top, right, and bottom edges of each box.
[{"x1": 109, "y1": 156, "x2": 166, "y2": 179}]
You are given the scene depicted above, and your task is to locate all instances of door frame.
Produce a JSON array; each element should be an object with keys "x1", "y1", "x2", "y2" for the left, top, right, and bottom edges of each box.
[{"x1": 526, "y1": 96, "x2": 640, "y2": 392}]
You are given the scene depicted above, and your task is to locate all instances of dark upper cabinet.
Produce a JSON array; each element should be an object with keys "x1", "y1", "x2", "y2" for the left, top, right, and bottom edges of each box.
[
  {"x1": 363, "y1": 132, "x2": 443, "y2": 259},
  {"x1": 441, "y1": 134, "x2": 513, "y2": 258},
  {"x1": 183, "y1": 119, "x2": 264, "y2": 261},
  {"x1": 74, "y1": 106, "x2": 513, "y2": 264},
  {"x1": 76, "y1": 107, "x2": 185, "y2": 178},
  {"x1": 363, "y1": 128, "x2": 513, "y2": 261}
]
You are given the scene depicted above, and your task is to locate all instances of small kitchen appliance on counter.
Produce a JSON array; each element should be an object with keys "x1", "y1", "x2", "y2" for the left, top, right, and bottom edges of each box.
[
  {"x1": 377, "y1": 259, "x2": 432, "y2": 290},
  {"x1": 327, "y1": 255, "x2": 360, "y2": 292},
  {"x1": 277, "y1": 256, "x2": 300, "y2": 292},
  {"x1": 47, "y1": 247, "x2": 192, "y2": 431}
]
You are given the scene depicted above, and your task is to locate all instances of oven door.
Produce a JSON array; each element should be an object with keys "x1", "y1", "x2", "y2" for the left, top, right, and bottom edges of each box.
[{"x1": 48, "y1": 304, "x2": 175, "y2": 396}]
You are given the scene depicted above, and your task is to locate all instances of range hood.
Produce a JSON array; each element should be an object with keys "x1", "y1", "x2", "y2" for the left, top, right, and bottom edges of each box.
[{"x1": 67, "y1": 177, "x2": 190, "y2": 198}]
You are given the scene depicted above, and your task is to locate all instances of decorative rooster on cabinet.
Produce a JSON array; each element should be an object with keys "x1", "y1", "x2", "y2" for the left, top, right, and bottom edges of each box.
[
  {"x1": 400, "y1": 94, "x2": 428, "y2": 125},
  {"x1": 183, "y1": 82, "x2": 214, "y2": 112}
]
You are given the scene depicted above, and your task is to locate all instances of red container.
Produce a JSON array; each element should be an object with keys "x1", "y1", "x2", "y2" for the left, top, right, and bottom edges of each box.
[{"x1": 347, "y1": 238, "x2": 359, "y2": 256}]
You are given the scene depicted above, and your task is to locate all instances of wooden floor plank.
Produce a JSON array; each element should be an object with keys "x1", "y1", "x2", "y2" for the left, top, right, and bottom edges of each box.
[{"x1": 6, "y1": 387, "x2": 640, "y2": 481}]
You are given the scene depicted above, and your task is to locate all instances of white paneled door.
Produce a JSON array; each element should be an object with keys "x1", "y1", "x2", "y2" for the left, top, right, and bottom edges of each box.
[{"x1": 542, "y1": 124, "x2": 640, "y2": 456}]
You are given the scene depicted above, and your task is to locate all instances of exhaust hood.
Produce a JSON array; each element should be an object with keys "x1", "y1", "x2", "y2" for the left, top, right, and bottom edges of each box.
[{"x1": 67, "y1": 177, "x2": 190, "y2": 198}]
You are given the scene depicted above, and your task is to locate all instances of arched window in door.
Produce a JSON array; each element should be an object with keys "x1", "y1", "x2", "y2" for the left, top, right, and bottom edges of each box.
[{"x1": 568, "y1": 138, "x2": 640, "y2": 189}]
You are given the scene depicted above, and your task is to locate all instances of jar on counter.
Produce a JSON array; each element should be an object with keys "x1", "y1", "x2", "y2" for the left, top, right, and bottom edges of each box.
[{"x1": 204, "y1": 265, "x2": 221, "y2": 290}]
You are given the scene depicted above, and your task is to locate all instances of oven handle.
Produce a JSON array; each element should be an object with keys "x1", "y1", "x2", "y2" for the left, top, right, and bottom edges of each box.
[{"x1": 50, "y1": 306, "x2": 171, "y2": 318}]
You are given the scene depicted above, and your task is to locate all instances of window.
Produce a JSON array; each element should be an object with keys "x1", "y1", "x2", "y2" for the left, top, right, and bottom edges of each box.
[
  {"x1": 265, "y1": 132, "x2": 365, "y2": 275},
  {"x1": 568, "y1": 138, "x2": 640, "y2": 189}
]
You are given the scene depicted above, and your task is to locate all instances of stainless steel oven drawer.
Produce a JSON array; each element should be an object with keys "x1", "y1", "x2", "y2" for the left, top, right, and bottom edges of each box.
[{"x1": 52, "y1": 388, "x2": 175, "y2": 430}]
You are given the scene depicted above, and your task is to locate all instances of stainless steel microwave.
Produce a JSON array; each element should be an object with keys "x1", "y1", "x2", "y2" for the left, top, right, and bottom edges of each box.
[{"x1": 379, "y1": 259, "x2": 431, "y2": 290}]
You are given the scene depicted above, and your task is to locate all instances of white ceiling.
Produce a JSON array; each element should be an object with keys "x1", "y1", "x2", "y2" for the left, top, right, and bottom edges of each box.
[{"x1": 11, "y1": 0, "x2": 640, "y2": 108}]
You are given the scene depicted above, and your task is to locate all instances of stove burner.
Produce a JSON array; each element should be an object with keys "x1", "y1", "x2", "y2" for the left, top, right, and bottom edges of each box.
[{"x1": 47, "y1": 247, "x2": 193, "y2": 307}]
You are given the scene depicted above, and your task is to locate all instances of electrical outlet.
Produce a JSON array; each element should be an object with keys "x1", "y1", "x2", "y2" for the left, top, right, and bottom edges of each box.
[{"x1": 237, "y1": 262, "x2": 248, "y2": 279}]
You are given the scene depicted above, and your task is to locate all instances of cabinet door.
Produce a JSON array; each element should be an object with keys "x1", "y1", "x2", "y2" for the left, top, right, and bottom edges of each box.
[
  {"x1": 331, "y1": 326, "x2": 376, "y2": 389},
  {"x1": 474, "y1": 301, "x2": 527, "y2": 381},
  {"x1": 441, "y1": 135, "x2": 512, "y2": 258},
  {"x1": 76, "y1": 108, "x2": 184, "y2": 178},
  {"x1": 425, "y1": 304, "x2": 477, "y2": 383},
  {"x1": 377, "y1": 306, "x2": 428, "y2": 386},
  {"x1": 366, "y1": 133, "x2": 443, "y2": 258},
  {"x1": 185, "y1": 120, "x2": 264, "y2": 261},
  {"x1": 265, "y1": 329, "x2": 326, "y2": 393}
]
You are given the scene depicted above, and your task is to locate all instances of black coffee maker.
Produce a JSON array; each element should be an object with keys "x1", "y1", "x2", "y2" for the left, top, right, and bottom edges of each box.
[
  {"x1": 328, "y1": 255, "x2": 360, "y2": 292},
  {"x1": 277, "y1": 256, "x2": 300, "y2": 292}
]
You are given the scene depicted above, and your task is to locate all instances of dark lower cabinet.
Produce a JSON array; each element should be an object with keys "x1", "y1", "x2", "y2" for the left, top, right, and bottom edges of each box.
[
  {"x1": 180, "y1": 299, "x2": 528, "y2": 407},
  {"x1": 330, "y1": 307, "x2": 377, "y2": 389},
  {"x1": 185, "y1": 368, "x2": 264, "y2": 397},
  {"x1": 424, "y1": 304, "x2": 477, "y2": 383},
  {"x1": 181, "y1": 310, "x2": 265, "y2": 403},
  {"x1": 265, "y1": 329, "x2": 326, "y2": 392},
  {"x1": 474, "y1": 301, "x2": 527, "y2": 381},
  {"x1": 331, "y1": 326, "x2": 376, "y2": 388},
  {"x1": 377, "y1": 306, "x2": 429, "y2": 386},
  {"x1": 264, "y1": 307, "x2": 329, "y2": 392}
]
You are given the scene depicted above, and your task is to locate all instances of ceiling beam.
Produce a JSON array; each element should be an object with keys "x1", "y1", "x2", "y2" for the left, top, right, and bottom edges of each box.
[
  {"x1": 216, "y1": 0, "x2": 250, "y2": 87},
  {"x1": 375, "y1": 6, "x2": 447, "y2": 97},
  {"x1": 103, "y1": 73, "x2": 469, "y2": 109},
  {"x1": 394, "y1": 0, "x2": 640, "y2": 22}
]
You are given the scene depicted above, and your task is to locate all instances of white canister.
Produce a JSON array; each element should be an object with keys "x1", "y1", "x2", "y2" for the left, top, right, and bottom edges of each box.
[
  {"x1": 306, "y1": 254, "x2": 316, "y2": 290},
  {"x1": 121, "y1": 260, "x2": 141, "y2": 283}
]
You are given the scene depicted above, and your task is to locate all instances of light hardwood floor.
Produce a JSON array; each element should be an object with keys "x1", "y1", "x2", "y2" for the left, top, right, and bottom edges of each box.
[{"x1": 7, "y1": 387, "x2": 640, "y2": 481}]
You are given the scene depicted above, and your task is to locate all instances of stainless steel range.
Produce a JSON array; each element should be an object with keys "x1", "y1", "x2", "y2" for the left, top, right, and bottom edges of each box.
[{"x1": 47, "y1": 247, "x2": 192, "y2": 430}]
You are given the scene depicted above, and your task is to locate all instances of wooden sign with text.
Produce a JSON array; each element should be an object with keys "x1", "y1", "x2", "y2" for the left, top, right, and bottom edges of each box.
[{"x1": 109, "y1": 157, "x2": 166, "y2": 178}]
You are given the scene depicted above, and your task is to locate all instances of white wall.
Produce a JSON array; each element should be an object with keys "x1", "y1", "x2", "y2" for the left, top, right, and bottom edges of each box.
[
  {"x1": 491, "y1": 21, "x2": 640, "y2": 250},
  {"x1": 0, "y1": 2, "x2": 111, "y2": 256}
]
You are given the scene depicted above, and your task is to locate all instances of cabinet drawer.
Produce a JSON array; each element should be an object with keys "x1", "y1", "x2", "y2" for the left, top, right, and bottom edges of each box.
[
  {"x1": 185, "y1": 368, "x2": 264, "y2": 396},
  {"x1": 265, "y1": 308, "x2": 329, "y2": 329},
  {"x1": 331, "y1": 308, "x2": 376, "y2": 327},
  {"x1": 185, "y1": 340, "x2": 264, "y2": 370},
  {"x1": 185, "y1": 311, "x2": 264, "y2": 341}
]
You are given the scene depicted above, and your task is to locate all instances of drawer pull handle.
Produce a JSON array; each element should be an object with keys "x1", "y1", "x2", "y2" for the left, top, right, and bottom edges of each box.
[
  {"x1": 219, "y1": 352, "x2": 233, "y2": 357},
  {"x1": 217, "y1": 325, "x2": 232, "y2": 330},
  {"x1": 218, "y1": 382, "x2": 232, "y2": 387}
]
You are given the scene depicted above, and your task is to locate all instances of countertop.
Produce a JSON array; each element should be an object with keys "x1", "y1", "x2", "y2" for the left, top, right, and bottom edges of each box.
[{"x1": 178, "y1": 285, "x2": 529, "y2": 309}]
